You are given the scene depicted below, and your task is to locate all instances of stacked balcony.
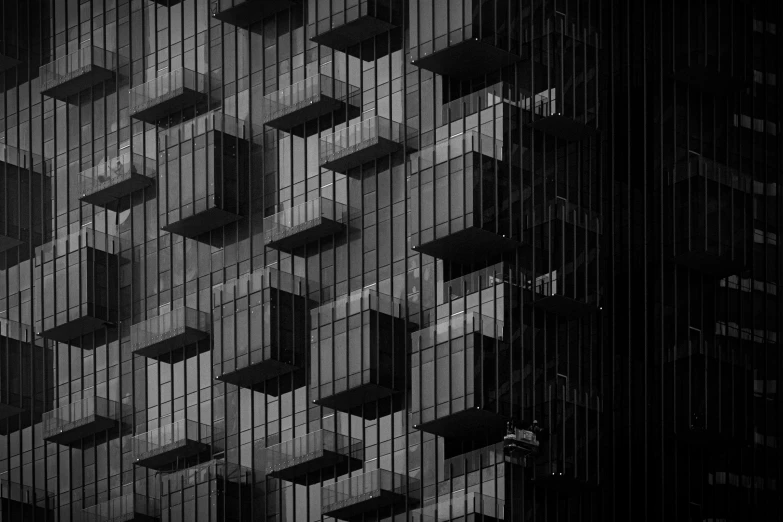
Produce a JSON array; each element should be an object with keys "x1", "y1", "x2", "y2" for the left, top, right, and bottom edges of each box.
[
  {"x1": 0, "y1": 320, "x2": 50, "y2": 435},
  {"x1": 40, "y1": 45, "x2": 116, "y2": 100},
  {"x1": 311, "y1": 289, "x2": 414, "y2": 419},
  {"x1": 129, "y1": 68, "x2": 208, "y2": 124},
  {"x1": 525, "y1": 98, "x2": 591, "y2": 141},
  {"x1": 310, "y1": 0, "x2": 400, "y2": 56},
  {"x1": 42, "y1": 396, "x2": 128, "y2": 446},
  {"x1": 34, "y1": 228, "x2": 128, "y2": 345},
  {"x1": 132, "y1": 419, "x2": 213, "y2": 470},
  {"x1": 79, "y1": 152, "x2": 155, "y2": 209},
  {"x1": 411, "y1": 314, "x2": 509, "y2": 451},
  {"x1": 212, "y1": 0, "x2": 294, "y2": 27},
  {"x1": 82, "y1": 494, "x2": 161, "y2": 522},
  {"x1": 320, "y1": 116, "x2": 417, "y2": 174},
  {"x1": 524, "y1": 199, "x2": 601, "y2": 317},
  {"x1": 410, "y1": 0, "x2": 521, "y2": 79},
  {"x1": 263, "y1": 429, "x2": 363, "y2": 484},
  {"x1": 158, "y1": 112, "x2": 251, "y2": 238},
  {"x1": 321, "y1": 470, "x2": 419, "y2": 520},
  {"x1": 411, "y1": 492, "x2": 505, "y2": 522},
  {"x1": 214, "y1": 268, "x2": 315, "y2": 395},
  {"x1": 667, "y1": 155, "x2": 753, "y2": 276},
  {"x1": 410, "y1": 132, "x2": 522, "y2": 266},
  {"x1": 264, "y1": 198, "x2": 352, "y2": 253},
  {"x1": 130, "y1": 307, "x2": 211, "y2": 363},
  {"x1": 262, "y1": 74, "x2": 361, "y2": 136},
  {"x1": 0, "y1": 144, "x2": 51, "y2": 257},
  {"x1": 0, "y1": 40, "x2": 23, "y2": 72},
  {"x1": 0, "y1": 477, "x2": 53, "y2": 521}
]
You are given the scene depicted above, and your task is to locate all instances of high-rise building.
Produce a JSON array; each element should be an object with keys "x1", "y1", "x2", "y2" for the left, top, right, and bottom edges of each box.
[{"x1": 0, "y1": 0, "x2": 779, "y2": 520}]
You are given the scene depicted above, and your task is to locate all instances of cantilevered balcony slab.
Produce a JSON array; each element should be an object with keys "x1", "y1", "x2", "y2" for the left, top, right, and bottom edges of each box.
[
  {"x1": 526, "y1": 101, "x2": 591, "y2": 141},
  {"x1": 414, "y1": 407, "x2": 508, "y2": 445},
  {"x1": 320, "y1": 116, "x2": 416, "y2": 174},
  {"x1": 83, "y1": 494, "x2": 161, "y2": 522},
  {"x1": 412, "y1": 38, "x2": 520, "y2": 80},
  {"x1": 130, "y1": 307, "x2": 211, "y2": 363},
  {"x1": 79, "y1": 152, "x2": 154, "y2": 209},
  {"x1": 262, "y1": 74, "x2": 360, "y2": 135},
  {"x1": 322, "y1": 470, "x2": 418, "y2": 520},
  {"x1": 160, "y1": 201, "x2": 241, "y2": 238},
  {"x1": 212, "y1": 0, "x2": 294, "y2": 26},
  {"x1": 412, "y1": 227, "x2": 521, "y2": 266},
  {"x1": 132, "y1": 420, "x2": 212, "y2": 470},
  {"x1": 264, "y1": 198, "x2": 350, "y2": 253},
  {"x1": 129, "y1": 68, "x2": 208, "y2": 124},
  {"x1": 42, "y1": 397, "x2": 126, "y2": 446},
  {"x1": 0, "y1": 43, "x2": 22, "y2": 72},
  {"x1": 311, "y1": 1, "x2": 397, "y2": 52},
  {"x1": 264, "y1": 430, "x2": 363, "y2": 485},
  {"x1": 40, "y1": 46, "x2": 116, "y2": 100}
]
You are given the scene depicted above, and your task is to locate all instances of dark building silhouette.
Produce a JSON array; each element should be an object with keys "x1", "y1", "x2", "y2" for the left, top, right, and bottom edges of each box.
[{"x1": 0, "y1": 0, "x2": 779, "y2": 520}]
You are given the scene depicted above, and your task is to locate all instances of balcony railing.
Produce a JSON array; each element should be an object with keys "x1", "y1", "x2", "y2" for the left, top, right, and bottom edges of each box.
[
  {"x1": 525, "y1": 98, "x2": 591, "y2": 141},
  {"x1": 132, "y1": 419, "x2": 213, "y2": 470},
  {"x1": 321, "y1": 469, "x2": 419, "y2": 519},
  {"x1": 411, "y1": 492, "x2": 505, "y2": 522},
  {"x1": 42, "y1": 396, "x2": 127, "y2": 446},
  {"x1": 264, "y1": 198, "x2": 352, "y2": 252},
  {"x1": 82, "y1": 493, "x2": 161, "y2": 522},
  {"x1": 40, "y1": 45, "x2": 116, "y2": 100},
  {"x1": 320, "y1": 115, "x2": 417, "y2": 173},
  {"x1": 130, "y1": 307, "x2": 211, "y2": 362},
  {"x1": 129, "y1": 68, "x2": 208, "y2": 124},
  {"x1": 0, "y1": 476, "x2": 53, "y2": 517},
  {"x1": 262, "y1": 74, "x2": 361, "y2": 134},
  {"x1": 409, "y1": 131, "x2": 505, "y2": 172},
  {"x1": 79, "y1": 152, "x2": 155, "y2": 208},
  {"x1": 212, "y1": 0, "x2": 294, "y2": 26},
  {"x1": 34, "y1": 227, "x2": 128, "y2": 263},
  {"x1": 264, "y1": 429, "x2": 364, "y2": 484},
  {"x1": 160, "y1": 459, "x2": 254, "y2": 494}
]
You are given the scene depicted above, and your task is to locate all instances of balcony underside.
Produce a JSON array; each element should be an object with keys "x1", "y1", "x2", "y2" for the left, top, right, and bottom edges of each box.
[
  {"x1": 41, "y1": 65, "x2": 115, "y2": 100},
  {"x1": 43, "y1": 415, "x2": 118, "y2": 445},
  {"x1": 0, "y1": 234, "x2": 24, "y2": 254},
  {"x1": 132, "y1": 327, "x2": 210, "y2": 362},
  {"x1": 314, "y1": 383, "x2": 398, "y2": 420},
  {"x1": 0, "y1": 402, "x2": 25, "y2": 421},
  {"x1": 412, "y1": 39, "x2": 520, "y2": 79},
  {"x1": 673, "y1": 65, "x2": 747, "y2": 94},
  {"x1": 414, "y1": 407, "x2": 507, "y2": 444},
  {"x1": 1, "y1": 499, "x2": 52, "y2": 521},
  {"x1": 103, "y1": 514, "x2": 159, "y2": 522},
  {"x1": 528, "y1": 113, "x2": 590, "y2": 141},
  {"x1": 265, "y1": 216, "x2": 345, "y2": 252},
  {"x1": 532, "y1": 294, "x2": 596, "y2": 317},
  {"x1": 413, "y1": 227, "x2": 521, "y2": 265},
  {"x1": 80, "y1": 172, "x2": 153, "y2": 208},
  {"x1": 672, "y1": 249, "x2": 745, "y2": 277},
  {"x1": 320, "y1": 137, "x2": 404, "y2": 174},
  {"x1": 0, "y1": 54, "x2": 21, "y2": 72},
  {"x1": 161, "y1": 206, "x2": 241, "y2": 238},
  {"x1": 264, "y1": 95, "x2": 359, "y2": 135},
  {"x1": 322, "y1": 489, "x2": 409, "y2": 520},
  {"x1": 213, "y1": 1, "x2": 294, "y2": 26},
  {"x1": 37, "y1": 315, "x2": 115, "y2": 345},
  {"x1": 311, "y1": 16, "x2": 397, "y2": 51},
  {"x1": 134, "y1": 439, "x2": 210, "y2": 470},
  {"x1": 217, "y1": 356, "x2": 300, "y2": 388},
  {"x1": 267, "y1": 450, "x2": 363, "y2": 485},
  {"x1": 130, "y1": 88, "x2": 208, "y2": 124}
]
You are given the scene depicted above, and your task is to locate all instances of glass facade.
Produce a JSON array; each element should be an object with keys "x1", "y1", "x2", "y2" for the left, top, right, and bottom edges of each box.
[{"x1": 0, "y1": 0, "x2": 779, "y2": 521}]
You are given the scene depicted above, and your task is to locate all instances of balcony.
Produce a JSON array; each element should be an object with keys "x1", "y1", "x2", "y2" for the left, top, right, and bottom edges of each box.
[
  {"x1": 410, "y1": 0, "x2": 520, "y2": 79},
  {"x1": 158, "y1": 112, "x2": 252, "y2": 238},
  {"x1": 40, "y1": 46, "x2": 116, "y2": 100},
  {"x1": 42, "y1": 396, "x2": 128, "y2": 446},
  {"x1": 83, "y1": 494, "x2": 161, "y2": 522},
  {"x1": 79, "y1": 152, "x2": 155, "y2": 209},
  {"x1": 0, "y1": 41, "x2": 23, "y2": 72},
  {"x1": 214, "y1": 268, "x2": 316, "y2": 395},
  {"x1": 262, "y1": 74, "x2": 360, "y2": 136},
  {"x1": 211, "y1": 0, "x2": 294, "y2": 26},
  {"x1": 667, "y1": 155, "x2": 753, "y2": 276},
  {"x1": 320, "y1": 116, "x2": 417, "y2": 174},
  {"x1": 525, "y1": 99, "x2": 591, "y2": 141},
  {"x1": 410, "y1": 132, "x2": 522, "y2": 266},
  {"x1": 0, "y1": 477, "x2": 53, "y2": 521},
  {"x1": 322, "y1": 470, "x2": 419, "y2": 519},
  {"x1": 0, "y1": 144, "x2": 51, "y2": 257},
  {"x1": 129, "y1": 68, "x2": 208, "y2": 124},
  {"x1": 264, "y1": 198, "x2": 352, "y2": 253},
  {"x1": 411, "y1": 493, "x2": 505, "y2": 522},
  {"x1": 411, "y1": 314, "x2": 509, "y2": 450},
  {"x1": 264, "y1": 430, "x2": 363, "y2": 485},
  {"x1": 132, "y1": 419, "x2": 213, "y2": 470},
  {"x1": 311, "y1": 289, "x2": 414, "y2": 419},
  {"x1": 160, "y1": 460, "x2": 254, "y2": 520},
  {"x1": 310, "y1": 0, "x2": 399, "y2": 54},
  {"x1": 34, "y1": 229, "x2": 129, "y2": 345},
  {"x1": 130, "y1": 307, "x2": 211, "y2": 363}
]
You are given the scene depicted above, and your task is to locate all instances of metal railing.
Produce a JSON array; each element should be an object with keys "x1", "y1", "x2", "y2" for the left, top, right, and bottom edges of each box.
[
  {"x1": 0, "y1": 318, "x2": 40, "y2": 344},
  {"x1": 132, "y1": 419, "x2": 212, "y2": 460},
  {"x1": 409, "y1": 131, "x2": 505, "y2": 174},
  {"x1": 40, "y1": 46, "x2": 116, "y2": 91},
  {"x1": 78, "y1": 152, "x2": 156, "y2": 198},
  {"x1": 0, "y1": 474, "x2": 53, "y2": 509},
  {"x1": 312, "y1": 287, "x2": 413, "y2": 324},
  {"x1": 130, "y1": 307, "x2": 211, "y2": 352},
  {"x1": 129, "y1": 68, "x2": 206, "y2": 114},
  {"x1": 322, "y1": 469, "x2": 418, "y2": 511},
  {"x1": 82, "y1": 493, "x2": 161, "y2": 522},
  {"x1": 158, "y1": 110, "x2": 253, "y2": 145},
  {"x1": 160, "y1": 459, "x2": 254, "y2": 493},
  {"x1": 439, "y1": 262, "x2": 522, "y2": 303},
  {"x1": 213, "y1": 266, "x2": 318, "y2": 306},
  {"x1": 264, "y1": 429, "x2": 363, "y2": 474},
  {"x1": 42, "y1": 396, "x2": 124, "y2": 438},
  {"x1": 413, "y1": 312, "x2": 505, "y2": 344},
  {"x1": 0, "y1": 143, "x2": 48, "y2": 174},
  {"x1": 320, "y1": 115, "x2": 415, "y2": 164},
  {"x1": 34, "y1": 228, "x2": 129, "y2": 263},
  {"x1": 263, "y1": 198, "x2": 351, "y2": 245},
  {"x1": 262, "y1": 73, "x2": 359, "y2": 121}
]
